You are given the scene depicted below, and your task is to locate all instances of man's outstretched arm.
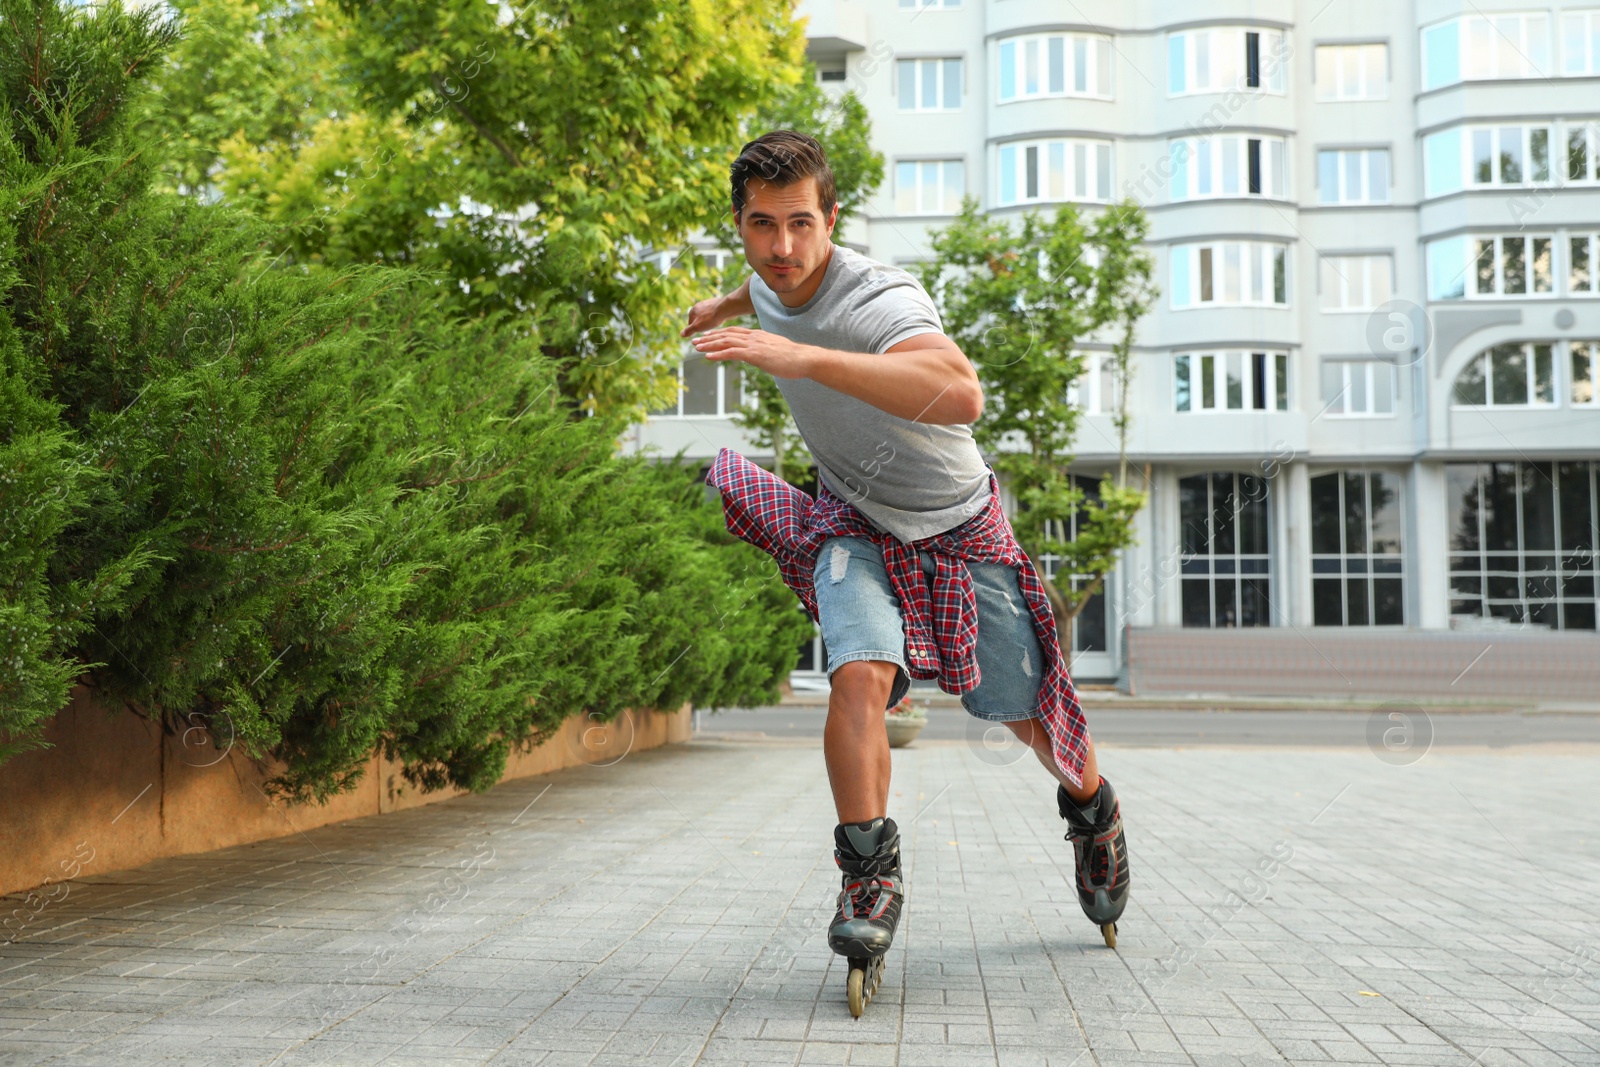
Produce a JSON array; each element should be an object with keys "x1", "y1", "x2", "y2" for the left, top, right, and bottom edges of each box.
[
  {"x1": 681, "y1": 277, "x2": 754, "y2": 337},
  {"x1": 691, "y1": 326, "x2": 984, "y2": 426}
]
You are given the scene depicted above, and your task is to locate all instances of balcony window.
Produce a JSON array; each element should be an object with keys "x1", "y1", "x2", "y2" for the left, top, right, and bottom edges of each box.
[
  {"x1": 1422, "y1": 13, "x2": 1551, "y2": 90},
  {"x1": 1452, "y1": 343, "x2": 1556, "y2": 406},
  {"x1": 1168, "y1": 136, "x2": 1286, "y2": 200},
  {"x1": 1169, "y1": 28, "x2": 1286, "y2": 95},
  {"x1": 1562, "y1": 10, "x2": 1600, "y2": 75},
  {"x1": 1170, "y1": 242, "x2": 1289, "y2": 308},
  {"x1": 1174, "y1": 352, "x2": 1289, "y2": 412},
  {"x1": 1426, "y1": 234, "x2": 1555, "y2": 299},
  {"x1": 998, "y1": 32, "x2": 1112, "y2": 101},
  {"x1": 997, "y1": 139, "x2": 1113, "y2": 205}
]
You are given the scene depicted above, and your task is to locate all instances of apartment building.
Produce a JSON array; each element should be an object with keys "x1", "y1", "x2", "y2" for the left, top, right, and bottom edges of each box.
[{"x1": 626, "y1": 1, "x2": 1600, "y2": 692}]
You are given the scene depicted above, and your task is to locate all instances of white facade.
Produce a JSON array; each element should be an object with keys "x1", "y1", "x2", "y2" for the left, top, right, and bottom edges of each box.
[{"x1": 626, "y1": 0, "x2": 1600, "y2": 684}]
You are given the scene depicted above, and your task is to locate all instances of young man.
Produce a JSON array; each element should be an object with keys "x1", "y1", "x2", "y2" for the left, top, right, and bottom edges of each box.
[{"x1": 682, "y1": 130, "x2": 1129, "y2": 1012}]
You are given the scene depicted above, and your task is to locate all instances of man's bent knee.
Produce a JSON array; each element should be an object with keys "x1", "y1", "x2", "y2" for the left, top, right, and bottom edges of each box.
[{"x1": 830, "y1": 659, "x2": 898, "y2": 697}]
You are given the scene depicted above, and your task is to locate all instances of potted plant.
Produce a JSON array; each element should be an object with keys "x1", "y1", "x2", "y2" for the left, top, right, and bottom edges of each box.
[{"x1": 884, "y1": 696, "x2": 928, "y2": 748}]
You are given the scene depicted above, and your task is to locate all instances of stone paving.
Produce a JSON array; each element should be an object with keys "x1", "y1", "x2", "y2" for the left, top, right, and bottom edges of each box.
[{"x1": 2, "y1": 731, "x2": 1598, "y2": 1066}]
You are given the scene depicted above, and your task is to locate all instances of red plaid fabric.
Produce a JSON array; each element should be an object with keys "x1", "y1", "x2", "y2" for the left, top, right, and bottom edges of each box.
[{"x1": 705, "y1": 447, "x2": 1088, "y2": 788}]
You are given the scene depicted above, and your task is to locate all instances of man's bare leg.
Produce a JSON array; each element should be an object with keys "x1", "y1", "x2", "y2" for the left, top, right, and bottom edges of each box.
[
  {"x1": 823, "y1": 660, "x2": 898, "y2": 822},
  {"x1": 1000, "y1": 716, "x2": 1101, "y2": 801}
]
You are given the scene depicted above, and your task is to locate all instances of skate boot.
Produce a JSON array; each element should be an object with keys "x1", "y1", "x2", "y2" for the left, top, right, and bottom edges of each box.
[
  {"x1": 828, "y1": 816, "x2": 903, "y2": 1017},
  {"x1": 1057, "y1": 777, "x2": 1130, "y2": 948}
]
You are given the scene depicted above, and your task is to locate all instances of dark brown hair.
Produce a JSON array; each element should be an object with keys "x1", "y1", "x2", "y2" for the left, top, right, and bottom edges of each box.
[{"x1": 730, "y1": 130, "x2": 838, "y2": 220}]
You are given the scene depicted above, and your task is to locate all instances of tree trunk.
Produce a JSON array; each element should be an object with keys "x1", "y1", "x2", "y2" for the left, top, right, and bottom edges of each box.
[{"x1": 1024, "y1": 546, "x2": 1104, "y2": 644}]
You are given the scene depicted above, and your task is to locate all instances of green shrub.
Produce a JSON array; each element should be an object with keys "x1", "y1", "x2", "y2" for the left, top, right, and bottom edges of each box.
[{"x1": 0, "y1": 0, "x2": 807, "y2": 798}]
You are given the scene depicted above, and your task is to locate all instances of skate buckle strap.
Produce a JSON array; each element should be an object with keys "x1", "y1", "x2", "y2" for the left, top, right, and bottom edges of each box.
[{"x1": 835, "y1": 850, "x2": 898, "y2": 879}]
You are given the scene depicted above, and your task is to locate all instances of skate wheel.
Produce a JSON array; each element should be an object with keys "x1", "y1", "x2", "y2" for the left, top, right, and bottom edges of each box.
[
  {"x1": 1101, "y1": 922, "x2": 1117, "y2": 949},
  {"x1": 847, "y1": 963, "x2": 866, "y2": 1017},
  {"x1": 846, "y1": 956, "x2": 884, "y2": 1017}
]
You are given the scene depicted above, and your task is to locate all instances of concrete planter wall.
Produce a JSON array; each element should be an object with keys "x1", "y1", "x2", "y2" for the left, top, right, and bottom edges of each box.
[{"x1": 0, "y1": 685, "x2": 691, "y2": 899}]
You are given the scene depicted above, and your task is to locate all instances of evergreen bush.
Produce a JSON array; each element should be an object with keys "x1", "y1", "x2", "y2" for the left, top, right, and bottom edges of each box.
[{"x1": 0, "y1": 0, "x2": 808, "y2": 797}]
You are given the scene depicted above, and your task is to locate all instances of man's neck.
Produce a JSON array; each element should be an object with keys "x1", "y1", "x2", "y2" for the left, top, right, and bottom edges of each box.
[{"x1": 778, "y1": 243, "x2": 835, "y2": 308}]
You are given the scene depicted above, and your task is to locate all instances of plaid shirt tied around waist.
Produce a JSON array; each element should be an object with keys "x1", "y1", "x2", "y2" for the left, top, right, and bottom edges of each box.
[{"x1": 705, "y1": 447, "x2": 1088, "y2": 788}]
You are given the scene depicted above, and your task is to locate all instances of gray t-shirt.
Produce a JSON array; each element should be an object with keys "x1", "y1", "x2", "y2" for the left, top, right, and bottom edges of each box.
[{"x1": 748, "y1": 244, "x2": 992, "y2": 544}]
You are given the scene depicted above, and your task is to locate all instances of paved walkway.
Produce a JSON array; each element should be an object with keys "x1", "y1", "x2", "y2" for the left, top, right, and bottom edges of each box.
[{"x1": 2, "y1": 732, "x2": 1598, "y2": 1066}]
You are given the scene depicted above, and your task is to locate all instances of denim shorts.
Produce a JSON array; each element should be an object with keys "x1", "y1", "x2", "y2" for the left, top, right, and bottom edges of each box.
[{"x1": 813, "y1": 535, "x2": 1046, "y2": 722}]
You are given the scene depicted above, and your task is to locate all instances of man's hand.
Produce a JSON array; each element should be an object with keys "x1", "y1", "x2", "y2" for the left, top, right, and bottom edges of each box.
[
  {"x1": 680, "y1": 297, "x2": 727, "y2": 339},
  {"x1": 692, "y1": 327, "x2": 814, "y2": 380},
  {"x1": 681, "y1": 276, "x2": 755, "y2": 338}
]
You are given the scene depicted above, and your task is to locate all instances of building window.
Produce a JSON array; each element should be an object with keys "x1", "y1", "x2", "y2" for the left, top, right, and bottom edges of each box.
[
  {"x1": 896, "y1": 160, "x2": 964, "y2": 215},
  {"x1": 1170, "y1": 242, "x2": 1289, "y2": 308},
  {"x1": 997, "y1": 32, "x2": 1113, "y2": 101},
  {"x1": 1037, "y1": 475, "x2": 1112, "y2": 653},
  {"x1": 1316, "y1": 148, "x2": 1390, "y2": 204},
  {"x1": 1068, "y1": 353, "x2": 1122, "y2": 415},
  {"x1": 1423, "y1": 124, "x2": 1559, "y2": 192},
  {"x1": 1448, "y1": 461, "x2": 1600, "y2": 629},
  {"x1": 1421, "y1": 13, "x2": 1552, "y2": 90},
  {"x1": 1472, "y1": 125, "x2": 1552, "y2": 185},
  {"x1": 648, "y1": 247, "x2": 734, "y2": 275},
  {"x1": 1573, "y1": 342, "x2": 1599, "y2": 405},
  {"x1": 1174, "y1": 352, "x2": 1289, "y2": 412},
  {"x1": 817, "y1": 64, "x2": 846, "y2": 83},
  {"x1": 897, "y1": 58, "x2": 962, "y2": 111},
  {"x1": 650, "y1": 352, "x2": 746, "y2": 418},
  {"x1": 1179, "y1": 472, "x2": 1273, "y2": 628},
  {"x1": 1423, "y1": 129, "x2": 1465, "y2": 197},
  {"x1": 1314, "y1": 43, "x2": 1388, "y2": 100},
  {"x1": 1569, "y1": 123, "x2": 1600, "y2": 183},
  {"x1": 1431, "y1": 122, "x2": 1597, "y2": 197},
  {"x1": 1311, "y1": 471, "x2": 1405, "y2": 626},
  {"x1": 1452, "y1": 343, "x2": 1556, "y2": 407},
  {"x1": 1426, "y1": 234, "x2": 1555, "y2": 300},
  {"x1": 1319, "y1": 255, "x2": 1393, "y2": 311},
  {"x1": 1169, "y1": 28, "x2": 1286, "y2": 95},
  {"x1": 1320, "y1": 360, "x2": 1397, "y2": 417},
  {"x1": 1562, "y1": 10, "x2": 1600, "y2": 75},
  {"x1": 997, "y1": 139, "x2": 1113, "y2": 205},
  {"x1": 794, "y1": 615, "x2": 827, "y2": 674},
  {"x1": 1168, "y1": 136, "x2": 1287, "y2": 200},
  {"x1": 1572, "y1": 233, "x2": 1599, "y2": 294}
]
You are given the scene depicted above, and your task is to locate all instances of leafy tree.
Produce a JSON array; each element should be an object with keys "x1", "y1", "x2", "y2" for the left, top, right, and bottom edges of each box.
[
  {"x1": 0, "y1": 0, "x2": 809, "y2": 795},
  {"x1": 140, "y1": 0, "x2": 809, "y2": 429},
  {"x1": 133, "y1": 0, "x2": 357, "y2": 198},
  {"x1": 918, "y1": 198, "x2": 1156, "y2": 633}
]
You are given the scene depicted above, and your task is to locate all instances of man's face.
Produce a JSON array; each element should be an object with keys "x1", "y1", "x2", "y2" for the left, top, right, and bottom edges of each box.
[{"x1": 734, "y1": 176, "x2": 839, "y2": 297}]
